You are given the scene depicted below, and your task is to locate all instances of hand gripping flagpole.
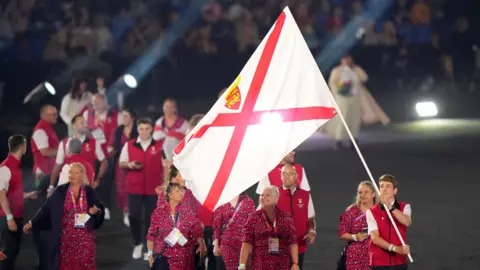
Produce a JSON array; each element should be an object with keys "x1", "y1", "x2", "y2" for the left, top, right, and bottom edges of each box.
[{"x1": 327, "y1": 94, "x2": 414, "y2": 263}]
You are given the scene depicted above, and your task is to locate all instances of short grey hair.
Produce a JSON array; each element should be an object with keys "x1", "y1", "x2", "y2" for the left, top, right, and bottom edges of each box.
[
  {"x1": 281, "y1": 164, "x2": 296, "y2": 173},
  {"x1": 261, "y1": 185, "x2": 279, "y2": 198},
  {"x1": 67, "y1": 138, "x2": 82, "y2": 155}
]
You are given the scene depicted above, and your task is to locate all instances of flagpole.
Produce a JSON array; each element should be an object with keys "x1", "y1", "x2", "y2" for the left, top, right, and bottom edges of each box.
[{"x1": 327, "y1": 93, "x2": 414, "y2": 263}]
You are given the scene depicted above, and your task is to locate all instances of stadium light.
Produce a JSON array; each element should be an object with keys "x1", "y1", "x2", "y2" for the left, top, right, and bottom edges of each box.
[
  {"x1": 261, "y1": 112, "x2": 283, "y2": 124},
  {"x1": 415, "y1": 101, "x2": 438, "y2": 118},
  {"x1": 123, "y1": 74, "x2": 138, "y2": 89},
  {"x1": 44, "y1": 82, "x2": 56, "y2": 95}
]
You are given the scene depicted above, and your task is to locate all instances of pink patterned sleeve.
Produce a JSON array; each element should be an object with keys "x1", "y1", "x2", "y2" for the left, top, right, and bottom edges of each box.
[
  {"x1": 190, "y1": 216, "x2": 204, "y2": 240},
  {"x1": 284, "y1": 214, "x2": 297, "y2": 246},
  {"x1": 212, "y1": 206, "x2": 223, "y2": 240},
  {"x1": 241, "y1": 212, "x2": 256, "y2": 244},
  {"x1": 147, "y1": 208, "x2": 162, "y2": 241},
  {"x1": 338, "y1": 208, "x2": 352, "y2": 237}
]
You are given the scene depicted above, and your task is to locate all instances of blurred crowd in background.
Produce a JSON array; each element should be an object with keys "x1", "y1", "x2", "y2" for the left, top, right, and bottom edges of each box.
[{"x1": 0, "y1": 0, "x2": 479, "y2": 113}]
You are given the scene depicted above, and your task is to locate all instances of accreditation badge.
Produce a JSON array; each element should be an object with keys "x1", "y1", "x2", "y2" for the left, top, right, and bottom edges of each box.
[
  {"x1": 74, "y1": 213, "x2": 90, "y2": 228},
  {"x1": 268, "y1": 237, "x2": 280, "y2": 254},
  {"x1": 165, "y1": 228, "x2": 185, "y2": 247}
]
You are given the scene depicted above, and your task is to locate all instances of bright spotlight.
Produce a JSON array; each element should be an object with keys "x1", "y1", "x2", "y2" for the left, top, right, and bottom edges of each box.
[
  {"x1": 415, "y1": 101, "x2": 438, "y2": 117},
  {"x1": 123, "y1": 74, "x2": 138, "y2": 89},
  {"x1": 44, "y1": 82, "x2": 56, "y2": 95},
  {"x1": 261, "y1": 112, "x2": 283, "y2": 124}
]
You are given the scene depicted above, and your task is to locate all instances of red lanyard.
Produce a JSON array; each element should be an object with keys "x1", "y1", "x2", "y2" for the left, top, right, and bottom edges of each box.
[
  {"x1": 171, "y1": 212, "x2": 180, "y2": 228},
  {"x1": 69, "y1": 187, "x2": 84, "y2": 212},
  {"x1": 262, "y1": 210, "x2": 277, "y2": 234}
]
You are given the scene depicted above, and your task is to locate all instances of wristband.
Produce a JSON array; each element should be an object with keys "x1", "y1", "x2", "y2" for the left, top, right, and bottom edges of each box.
[
  {"x1": 238, "y1": 264, "x2": 246, "y2": 269},
  {"x1": 352, "y1": 234, "x2": 358, "y2": 242},
  {"x1": 388, "y1": 244, "x2": 393, "y2": 251},
  {"x1": 6, "y1": 214, "x2": 13, "y2": 221},
  {"x1": 147, "y1": 250, "x2": 153, "y2": 256},
  {"x1": 308, "y1": 229, "x2": 316, "y2": 235},
  {"x1": 292, "y1": 262, "x2": 298, "y2": 265}
]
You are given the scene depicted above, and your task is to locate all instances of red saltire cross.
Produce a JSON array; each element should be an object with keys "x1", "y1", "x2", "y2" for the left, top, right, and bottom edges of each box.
[{"x1": 174, "y1": 12, "x2": 336, "y2": 211}]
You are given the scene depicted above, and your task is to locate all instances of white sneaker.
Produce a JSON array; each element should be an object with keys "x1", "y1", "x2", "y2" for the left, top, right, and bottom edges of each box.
[
  {"x1": 104, "y1": 208, "x2": 111, "y2": 220},
  {"x1": 143, "y1": 252, "x2": 150, "y2": 261},
  {"x1": 123, "y1": 212, "x2": 130, "y2": 227},
  {"x1": 132, "y1": 244, "x2": 143, "y2": 259}
]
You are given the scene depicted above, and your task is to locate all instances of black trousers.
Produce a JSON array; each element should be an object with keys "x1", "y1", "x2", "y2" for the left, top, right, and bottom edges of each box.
[
  {"x1": 35, "y1": 174, "x2": 51, "y2": 195},
  {"x1": 215, "y1": 256, "x2": 226, "y2": 270},
  {"x1": 0, "y1": 218, "x2": 23, "y2": 270},
  {"x1": 128, "y1": 194, "x2": 157, "y2": 247},
  {"x1": 195, "y1": 226, "x2": 215, "y2": 270},
  {"x1": 371, "y1": 265, "x2": 408, "y2": 270},
  {"x1": 96, "y1": 158, "x2": 115, "y2": 209},
  {"x1": 151, "y1": 255, "x2": 170, "y2": 270}
]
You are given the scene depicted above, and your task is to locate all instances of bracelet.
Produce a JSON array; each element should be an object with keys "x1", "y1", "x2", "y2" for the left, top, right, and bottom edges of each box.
[
  {"x1": 6, "y1": 214, "x2": 13, "y2": 221},
  {"x1": 388, "y1": 244, "x2": 393, "y2": 251},
  {"x1": 147, "y1": 250, "x2": 153, "y2": 256},
  {"x1": 352, "y1": 234, "x2": 358, "y2": 242},
  {"x1": 392, "y1": 246, "x2": 397, "y2": 252},
  {"x1": 292, "y1": 262, "x2": 298, "y2": 265},
  {"x1": 238, "y1": 263, "x2": 246, "y2": 269}
]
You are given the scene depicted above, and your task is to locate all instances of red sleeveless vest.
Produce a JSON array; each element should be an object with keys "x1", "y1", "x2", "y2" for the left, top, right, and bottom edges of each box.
[
  {"x1": 369, "y1": 202, "x2": 408, "y2": 267},
  {"x1": 31, "y1": 120, "x2": 59, "y2": 175},
  {"x1": 277, "y1": 188, "x2": 310, "y2": 254}
]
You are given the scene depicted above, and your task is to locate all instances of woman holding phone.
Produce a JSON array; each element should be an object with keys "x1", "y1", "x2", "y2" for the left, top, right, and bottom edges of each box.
[
  {"x1": 119, "y1": 118, "x2": 165, "y2": 261},
  {"x1": 338, "y1": 181, "x2": 378, "y2": 270}
]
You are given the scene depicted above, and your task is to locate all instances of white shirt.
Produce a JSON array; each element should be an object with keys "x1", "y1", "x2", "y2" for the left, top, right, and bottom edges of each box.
[
  {"x1": 119, "y1": 137, "x2": 153, "y2": 163},
  {"x1": 58, "y1": 164, "x2": 71, "y2": 186},
  {"x1": 83, "y1": 110, "x2": 124, "y2": 144},
  {"x1": 339, "y1": 65, "x2": 362, "y2": 95},
  {"x1": 55, "y1": 136, "x2": 105, "y2": 165},
  {"x1": 0, "y1": 166, "x2": 12, "y2": 191},
  {"x1": 32, "y1": 128, "x2": 50, "y2": 175},
  {"x1": 153, "y1": 116, "x2": 188, "y2": 161},
  {"x1": 60, "y1": 92, "x2": 92, "y2": 126},
  {"x1": 366, "y1": 201, "x2": 412, "y2": 235},
  {"x1": 256, "y1": 167, "x2": 311, "y2": 194},
  {"x1": 32, "y1": 129, "x2": 49, "y2": 149}
]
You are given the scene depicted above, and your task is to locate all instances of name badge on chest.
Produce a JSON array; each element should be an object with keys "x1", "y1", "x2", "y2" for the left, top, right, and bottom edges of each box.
[
  {"x1": 74, "y1": 213, "x2": 90, "y2": 228},
  {"x1": 268, "y1": 237, "x2": 280, "y2": 254},
  {"x1": 165, "y1": 228, "x2": 188, "y2": 247}
]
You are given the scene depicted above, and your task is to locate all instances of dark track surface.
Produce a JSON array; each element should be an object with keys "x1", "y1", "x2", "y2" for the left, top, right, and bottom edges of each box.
[{"x1": 16, "y1": 121, "x2": 480, "y2": 270}]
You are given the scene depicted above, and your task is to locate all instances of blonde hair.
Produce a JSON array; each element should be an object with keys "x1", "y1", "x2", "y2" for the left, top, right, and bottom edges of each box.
[
  {"x1": 69, "y1": 162, "x2": 89, "y2": 185},
  {"x1": 347, "y1": 181, "x2": 379, "y2": 210}
]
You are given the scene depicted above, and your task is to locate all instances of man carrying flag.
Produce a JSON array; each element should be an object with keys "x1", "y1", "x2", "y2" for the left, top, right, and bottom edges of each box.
[{"x1": 172, "y1": 7, "x2": 336, "y2": 212}]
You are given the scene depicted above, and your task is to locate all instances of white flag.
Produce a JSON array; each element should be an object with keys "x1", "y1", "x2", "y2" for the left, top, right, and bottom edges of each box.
[{"x1": 173, "y1": 7, "x2": 337, "y2": 211}]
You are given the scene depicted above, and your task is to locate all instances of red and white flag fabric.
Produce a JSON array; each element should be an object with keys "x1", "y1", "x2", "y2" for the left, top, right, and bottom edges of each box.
[{"x1": 173, "y1": 7, "x2": 337, "y2": 211}]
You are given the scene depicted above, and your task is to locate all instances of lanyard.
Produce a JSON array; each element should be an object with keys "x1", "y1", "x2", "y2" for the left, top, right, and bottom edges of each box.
[
  {"x1": 69, "y1": 187, "x2": 84, "y2": 212},
  {"x1": 354, "y1": 212, "x2": 366, "y2": 222},
  {"x1": 223, "y1": 200, "x2": 243, "y2": 228},
  {"x1": 171, "y1": 212, "x2": 180, "y2": 228},
  {"x1": 262, "y1": 210, "x2": 277, "y2": 234}
]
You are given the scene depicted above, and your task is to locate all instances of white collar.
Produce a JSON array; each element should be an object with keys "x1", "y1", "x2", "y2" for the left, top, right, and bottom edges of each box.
[{"x1": 136, "y1": 137, "x2": 152, "y2": 144}]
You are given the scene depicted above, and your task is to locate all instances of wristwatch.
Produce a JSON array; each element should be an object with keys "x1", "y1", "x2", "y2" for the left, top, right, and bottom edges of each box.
[{"x1": 238, "y1": 264, "x2": 246, "y2": 269}]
